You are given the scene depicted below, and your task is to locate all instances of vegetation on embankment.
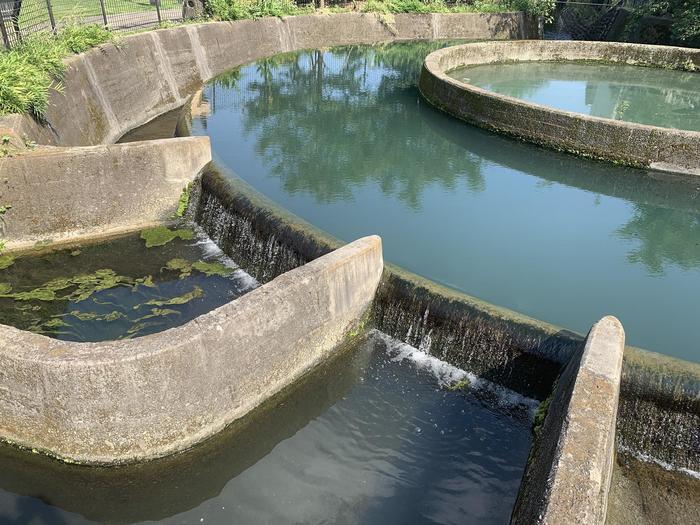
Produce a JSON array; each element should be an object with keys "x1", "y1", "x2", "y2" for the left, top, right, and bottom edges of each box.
[
  {"x1": 204, "y1": 0, "x2": 555, "y2": 23},
  {"x1": 0, "y1": 24, "x2": 113, "y2": 117},
  {"x1": 1, "y1": 1, "x2": 553, "y2": 118},
  {"x1": 625, "y1": 0, "x2": 700, "y2": 48}
]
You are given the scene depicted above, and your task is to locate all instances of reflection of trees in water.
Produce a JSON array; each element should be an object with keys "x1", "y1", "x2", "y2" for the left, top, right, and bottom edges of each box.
[
  {"x1": 617, "y1": 205, "x2": 700, "y2": 275},
  {"x1": 210, "y1": 43, "x2": 485, "y2": 209}
]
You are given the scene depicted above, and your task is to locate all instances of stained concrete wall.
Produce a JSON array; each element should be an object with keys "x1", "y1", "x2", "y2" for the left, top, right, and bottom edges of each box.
[
  {"x1": 0, "y1": 235, "x2": 383, "y2": 464},
  {"x1": 0, "y1": 137, "x2": 210, "y2": 251},
  {"x1": 512, "y1": 316, "x2": 626, "y2": 525},
  {"x1": 0, "y1": 12, "x2": 535, "y2": 147},
  {"x1": 419, "y1": 41, "x2": 700, "y2": 175}
]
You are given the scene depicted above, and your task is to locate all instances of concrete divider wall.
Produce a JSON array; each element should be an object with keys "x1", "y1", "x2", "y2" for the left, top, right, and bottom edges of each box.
[
  {"x1": 512, "y1": 316, "x2": 625, "y2": 525},
  {"x1": 0, "y1": 12, "x2": 534, "y2": 148},
  {"x1": 0, "y1": 235, "x2": 383, "y2": 464},
  {"x1": 0, "y1": 136, "x2": 211, "y2": 251},
  {"x1": 419, "y1": 41, "x2": 700, "y2": 175}
]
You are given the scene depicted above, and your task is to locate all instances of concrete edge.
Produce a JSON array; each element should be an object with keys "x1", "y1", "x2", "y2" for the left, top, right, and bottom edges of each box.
[
  {"x1": 512, "y1": 316, "x2": 625, "y2": 524},
  {"x1": 0, "y1": 11, "x2": 534, "y2": 147},
  {"x1": 419, "y1": 40, "x2": 700, "y2": 175},
  {"x1": 0, "y1": 235, "x2": 383, "y2": 464},
  {"x1": 0, "y1": 136, "x2": 211, "y2": 251}
]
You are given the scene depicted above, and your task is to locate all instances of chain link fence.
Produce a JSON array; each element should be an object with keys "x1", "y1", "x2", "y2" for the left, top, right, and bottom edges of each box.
[{"x1": 0, "y1": 0, "x2": 192, "y2": 48}]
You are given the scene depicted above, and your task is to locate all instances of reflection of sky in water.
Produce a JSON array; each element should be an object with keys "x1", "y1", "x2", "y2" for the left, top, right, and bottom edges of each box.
[
  {"x1": 450, "y1": 61, "x2": 700, "y2": 131},
  {"x1": 193, "y1": 43, "x2": 700, "y2": 362}
]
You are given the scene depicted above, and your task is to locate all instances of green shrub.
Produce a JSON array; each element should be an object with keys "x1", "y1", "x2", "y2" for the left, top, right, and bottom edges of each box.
[
  {"x1": 361, "y1": 0, "x2": 554, "y2": 19},
  {"x1": 60, "y1": 23, "x2": 113, "y2": 54},
  {"x1": 205, "y1": 0, "x2": 303, "y2": 21},
  {"x1": 0, "y1": 25, "x2": 113, "y2": 118},
  {"x1": 625, "y1": 0, "x2": 700, "y2": 47}
]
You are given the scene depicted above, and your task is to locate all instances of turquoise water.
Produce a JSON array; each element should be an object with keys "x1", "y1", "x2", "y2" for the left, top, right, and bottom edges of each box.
[
  {"x1": 0, "y1": 332, "x2": 534, "y2": 524},
  {"x1": 191, "y1": 43, "x2": 700, "y2": 362},
  {"x1": 448, "y1": 61, "x2": 700, "y2": 131}
]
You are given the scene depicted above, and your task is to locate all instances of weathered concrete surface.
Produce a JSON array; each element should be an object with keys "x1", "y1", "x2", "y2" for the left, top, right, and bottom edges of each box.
[
  {"x1": 420, "y1": 41, "x2": 700, "y2": 175},
  {"x1": 0, "y1": 12, "x2": 535, "y2": 147},
  {"x1": 0, "y1": 136, "x2": 210, "y2": 251},
  {"x1": 512, "y1": 316, "x2": 625, "y2": 525},
  {"x1": 606, "y1": 451, "x2": 700, "y2": 525},
  {"x1": 0, "y1": 235, "x2": 383, "y2": 464}
]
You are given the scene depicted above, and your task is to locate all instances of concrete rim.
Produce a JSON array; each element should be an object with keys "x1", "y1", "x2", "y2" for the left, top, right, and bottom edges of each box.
[{"x1": 420, "y1": 40, "x2": 700, "y2": 175}]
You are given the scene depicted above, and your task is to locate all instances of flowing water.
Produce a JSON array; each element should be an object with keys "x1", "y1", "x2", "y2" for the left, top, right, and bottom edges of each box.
[
  {"x1": 189, "y1": 42, "x2": 700, "y2": 363},
  {"x1": 0, "y1": 228, "x2": 257, "y2": 341},
  {"x1": 0, "y1": 331, "x2": 534, "y2": 525},
  {"x1": 448, "y1": 61, "x2": 700, "y2": 131}
]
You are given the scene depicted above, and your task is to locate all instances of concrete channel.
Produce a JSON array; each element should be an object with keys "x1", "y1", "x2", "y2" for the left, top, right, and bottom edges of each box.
[{"x1": 0, "y1": 11, "x2": 696, "y2": 524}]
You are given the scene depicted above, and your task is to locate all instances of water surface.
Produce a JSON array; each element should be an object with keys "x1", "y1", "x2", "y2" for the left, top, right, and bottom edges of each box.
[
  {"x1": 448, "y1": 61, "x2": 700, "y2": 131},
  {"x1": 0, "y1": 228, "x2": 256, "y2": 341},
  {"x1": 191, "y1": 42, "x2": 700, "y2": 362},
  {"x1": 0, "y1": 332, "x2": 534, "y2": 524}
]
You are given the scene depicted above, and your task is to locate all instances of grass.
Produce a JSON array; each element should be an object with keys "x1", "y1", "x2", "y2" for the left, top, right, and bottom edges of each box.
[
  {"x1": 0, "y1": 24, "x2": 113, "y2": 117},
  {"x1": 20, "y1": 0, "x2": 184, "y2": 25}
]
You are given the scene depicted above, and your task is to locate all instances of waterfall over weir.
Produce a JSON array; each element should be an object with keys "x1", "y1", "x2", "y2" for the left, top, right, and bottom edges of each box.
[
  {"x1": 192, "y1": 163, "x2": 700, "y2": 475},
  {"x1": 193, "y1": 166, "x2": 578, "y2": 400}
]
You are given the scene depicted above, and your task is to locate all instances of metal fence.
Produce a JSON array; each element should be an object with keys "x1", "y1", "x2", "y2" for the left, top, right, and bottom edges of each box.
[
  {"x1": 545, "y1": 0, "x2": 629, "y2": 41},
  {"x1": 0, "y1": 0, "x2": 187, "y2": 48}
]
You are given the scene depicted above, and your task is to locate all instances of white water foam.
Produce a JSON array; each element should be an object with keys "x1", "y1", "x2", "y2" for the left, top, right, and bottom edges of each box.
[
  {"x1": 190, "y1": 226, "x2": 260, "y2": 291},
  {"x1": 372, "y1": 330, "x2": 540, "y2": 418},
  {"x1": 618, "y1": 444, "x2": 700, "y2": 480}
]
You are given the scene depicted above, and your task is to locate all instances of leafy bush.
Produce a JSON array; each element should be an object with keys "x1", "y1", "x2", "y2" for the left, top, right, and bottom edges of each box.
[
  {"x1": 205, "y1": 0, "x2": 304, "y2": 20},
  {"x1": 61, "y1": 23, "x2": 113, "y2": 53},
  {"x1": 0, "y1": 25, "x2": 113, "y2": 118},
  {"x1": 361, "y1": 0, "x2": 555, "y2": 19},
  {"x1": 625, "y1": 0, "x2": 700, "y2": 47}
]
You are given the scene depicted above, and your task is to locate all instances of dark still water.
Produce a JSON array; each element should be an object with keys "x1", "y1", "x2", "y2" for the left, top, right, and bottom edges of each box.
[
  {"x1": 449, "y1": 61, "x2": 700, "y2": 131},
  {"x1": 190, "y1": 42, "x2": 700, "y2": 362},
  {"x1": 0, "y1": 228, "x2": 256, "y2": 341},
  {"x1": 0, "y1": 331, "x2": 534, "y2": 525}
]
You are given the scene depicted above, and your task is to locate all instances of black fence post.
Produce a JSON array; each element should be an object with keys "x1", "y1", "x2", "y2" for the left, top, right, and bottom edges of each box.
[
  {"x1": 45, "y1": 0, "x2": 56, "y2": 34},
  {"x1": 155, "y1": 0, "x2": 162, "y2": 24},
  {"x1": 99, "y1": 0, "x2": 108, "y2": 27},
  {"x1": 0, "y1": 9, "x2": 10, "y2": 49}
]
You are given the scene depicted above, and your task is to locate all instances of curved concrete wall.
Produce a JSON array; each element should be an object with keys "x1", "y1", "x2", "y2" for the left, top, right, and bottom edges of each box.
[
  {"x1": 0, "y1": 236, "x2": 383, "y2": 464},
  {"x1": 419, "y1": 41, "x2": 700, "y2": 175},
  {"x1": 0, "y1": 137, "x2": 210, "y2": 251},
  {"x1": 0, "y1": 12, "x2": 534, "y2": 148}
]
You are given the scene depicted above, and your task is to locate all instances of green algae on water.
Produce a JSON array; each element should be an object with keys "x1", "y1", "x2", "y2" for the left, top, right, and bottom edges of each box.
[
  {"x1": 140, "y1": 226, "x2": 195, "y2": 248},
  {"x1": 165, "y1": 258, "x2": 234, "y2": 278},
  {"x1": 192, "y1": 260, "x2": 234, "y2": 277},
  {"x1": 143, "y1": 286, "x2": 204, "y2": 307}
]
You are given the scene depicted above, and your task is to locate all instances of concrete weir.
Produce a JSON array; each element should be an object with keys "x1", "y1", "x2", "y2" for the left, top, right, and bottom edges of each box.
[
  {"x1": 0, "y1": 8, "x2": 696, "y2": 522},
  {"x1": 419, "y1": 41, "x2": 700, "y2": 175},
  {"x1": 513, "y1": 317, "x2": 625, "y2": 524},
  {"x1": 0, "y1": 236, "x2": 383, "y2": 464}
]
